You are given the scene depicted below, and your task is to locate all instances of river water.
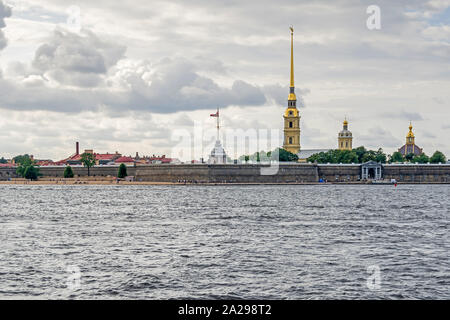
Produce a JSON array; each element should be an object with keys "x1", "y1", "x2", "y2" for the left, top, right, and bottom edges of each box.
[{"x1": 0, "y1": 184, "x2": 448, "y2": 299}]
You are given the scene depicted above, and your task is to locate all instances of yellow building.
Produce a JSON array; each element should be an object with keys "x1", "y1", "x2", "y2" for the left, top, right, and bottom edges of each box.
[
  {"x1": 283, "y1": 27, "x2": 301, "y2": 154},
  {"x1": 338, "y1": 119, "x2": 353, "y2": 151}
]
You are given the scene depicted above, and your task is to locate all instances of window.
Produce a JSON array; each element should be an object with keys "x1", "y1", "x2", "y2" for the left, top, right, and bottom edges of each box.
[
  {"x1": 346, "y1": 142, "x2": 348, "y2": 147},
  {"x1": 289, "y1": 111, "x2": 293, "y2": 116},
  {"x1": 289, "y1": 137, "x2": 293, "y2": 144},
  {"x1": 289, "y1": 122, "x2": 293, "y2": 128}
]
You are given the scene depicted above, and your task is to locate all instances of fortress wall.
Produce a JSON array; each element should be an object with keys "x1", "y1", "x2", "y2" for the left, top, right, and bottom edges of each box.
[
  {"x1": 384, "y1": 165, "x2": 450, "y2": 183},
  {"x1": 207, "y1": 164, "x2": 319, "y2": 183},
  {"x1": 135, "y1": 164, "x2": 319, "y2": 183},
  {"x1": 317, "y1": 165, "x2": 361, "y2": 182},
  {"x1": 0, "y1": 168, "x2": 18, "y2": 180},
  {"x1": 5, "y1": 164, "x2": 450, "y2": 183},
  {"x1": 135, "y1": 165, "x2": 210, "y2": 182},
  {"x1": 38, "y1": 166, "x2": 137, "y2": 178}
]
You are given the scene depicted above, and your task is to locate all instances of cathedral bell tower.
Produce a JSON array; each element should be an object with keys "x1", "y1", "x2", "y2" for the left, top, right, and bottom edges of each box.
[
  {"x1": 338, "y1": 118, "x2": 353, "y2": 150},
  {"x1": 406, "y1": 122, "x2": 415, "y2": 145},
  {"x1": 283, "y1": 27, "x2": 301, "y2": 155}
]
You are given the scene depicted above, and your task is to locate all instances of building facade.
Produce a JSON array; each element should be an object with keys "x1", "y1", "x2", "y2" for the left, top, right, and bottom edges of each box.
[
  {"x1": 283, "y1": 27, "x2": 301, "y2": 155},
  {"x1": 338, "y1": 119, "x2": 353, "y2": 151}
]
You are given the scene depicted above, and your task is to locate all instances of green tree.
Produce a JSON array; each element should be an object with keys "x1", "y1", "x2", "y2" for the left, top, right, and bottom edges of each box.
[
  {"x1": 430, "y1": 151, "x2": 446, "y2": 164},
  {"x1": 64, "y1": 166, "x2": 75, "y2": 178},
  {"x1": 390, "y1": 152, "x2": 404, "y2": 163},
  {"x1": 405, "y1": 153, "x2": 415, "y2": 162},
  {"x1": 412, "y1": 153, "x2": 430, "y2": 164},
  {"x1": 24, "y1": 166, "x2": 39, "y2": 180},
  {"x1": 80, "y1": 152, "x2": 96, "y2": 176},
  {"x1": 353, "y1": 146, "x2": 367, "y2": 163},
  {"x1": 308, "y1": 149, "x2": 358, "y2": 164},
  {"x1": 0, "y1": 157, "x2": 7, "y2": 164},
  {"x1": 16, "y1": 156, "x2": 40, "y2": 180},
  {"x1": 361, "y1": 150, "x2": 377, "y2": 163},
  {"x1": 307, "y1": 148, "x2": 384, "y2": 164},
  {"x1": 342, "y1": 150, "x2": 359, "y2": 163},
  {"x1": 13, "y1": 154, "x2": 33, "y2": 165},
  {"x1": 118, "y1": 163, "x2": 128, "y2": 179},
  {"x1": 374, "y1": 148, "x2": 387, "y2": 163},
  {"x1": 271, "y1": 148, "x2": 299, "y2": 162}
]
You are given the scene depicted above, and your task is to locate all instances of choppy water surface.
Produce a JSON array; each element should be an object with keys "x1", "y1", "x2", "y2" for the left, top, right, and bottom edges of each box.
[{"x1": 0, "y1": 184, "x2": 449, "y2": 299}]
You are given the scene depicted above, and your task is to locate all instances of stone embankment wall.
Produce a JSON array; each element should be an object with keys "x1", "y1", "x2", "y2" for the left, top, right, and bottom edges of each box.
[
  {"x1": 2, "y1": 164, "x2": 449, "y2": 183},
  {"x1": 317, "y1": 165, "x2": 361, "y2": 182},
  {"x1": 384, "y1": 164, "x2": 449, "y2": 183},
  {"x1": 0, "y1": 168, "x2": 17, "y2": 180},
  {"x1": 135, "y1": 164, "x2": 319, "y2": 183},
  {"x1": 37, "y1": 166, "x2": 137, "y2": 178}
]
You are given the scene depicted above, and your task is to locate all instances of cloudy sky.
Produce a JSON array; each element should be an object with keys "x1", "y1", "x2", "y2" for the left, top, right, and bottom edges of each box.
[{"x1": 0, "y1": 0, "x2": 449, "y2": 161}]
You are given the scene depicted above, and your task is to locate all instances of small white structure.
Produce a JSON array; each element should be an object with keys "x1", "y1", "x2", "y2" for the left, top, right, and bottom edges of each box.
[
  {"x1": 208, "y1": 140, "x2": 228, "y2": 164},
  {"x1": 208, "y1": 107, "x2": 228, "y2": 164}
]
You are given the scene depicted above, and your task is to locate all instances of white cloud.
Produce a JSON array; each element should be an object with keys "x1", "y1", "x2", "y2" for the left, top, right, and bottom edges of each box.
[{"x1": 0, "y1": 0, "x2": 12, "y2": 50}]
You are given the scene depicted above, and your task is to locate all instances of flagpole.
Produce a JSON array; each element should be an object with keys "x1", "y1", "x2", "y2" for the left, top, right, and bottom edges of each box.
[{"x1": 216, "y1": 106, "x2": 220, "y2": 142}]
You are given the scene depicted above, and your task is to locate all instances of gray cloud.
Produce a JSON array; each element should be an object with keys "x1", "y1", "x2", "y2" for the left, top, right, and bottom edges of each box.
[
  {"x1": 263, "y1": 84, "x2": 310, "y2": 108},
  {"x1": 422, "y1": 131, "x2": 436, "y2": 139},
  {"x1": 116, "y1": 58, "x2": 267, "y2": 113},
  {"x1": 359, "y1": 127, "x2": 402, "y2": 149},
  {"x1": 32, "y1": 28, "x2": 126, "y2": 87},
  {"x1": 0, "y1": 0, "x2": 11, "y2": 51},
  {"x1": 433, "y1": 97, "x2": 445, "y2": 104},
  {"x1": 0, "y1": 28, "x2": 269, "y2": 113},
  {"x1": 383, "y1": 109, "x2": 425, "y2": 121}
]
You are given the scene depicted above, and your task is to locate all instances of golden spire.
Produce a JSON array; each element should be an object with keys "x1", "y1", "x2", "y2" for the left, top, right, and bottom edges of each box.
[{"x1": 288, "y1": 26, "x2": 297, "y2": 102}]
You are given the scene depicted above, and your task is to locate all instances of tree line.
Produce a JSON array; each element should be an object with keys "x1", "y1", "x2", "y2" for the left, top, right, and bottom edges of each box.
[
  {"x1": 10, "y1": 153, "x2": 129, "y2": 180},
  {"x1": 239, "y1": 148, "x2": 299, "y2": 163},
  {"x1": 307, "y1": 147, "x2": 447, "y2": 164},
  {"x1": 239, "y1": 146, "x2": 447, "y2": 164}
]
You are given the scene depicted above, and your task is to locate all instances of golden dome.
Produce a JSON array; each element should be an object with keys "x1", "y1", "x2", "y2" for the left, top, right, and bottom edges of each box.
[
  {"x1": 407, "y1": 122, "x2": 415, "y2": 138},
  {"x1": 343, "y1": 119, "x2": 348, "y2": 126},
  {"x1": 288, "y1": 93, "x2": 297, "y2": 101}
]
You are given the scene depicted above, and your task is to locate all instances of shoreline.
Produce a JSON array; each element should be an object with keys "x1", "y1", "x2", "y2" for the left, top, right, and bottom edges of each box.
[{"x1": 1, "y1": 180, "x2": 449, "y2": 186}]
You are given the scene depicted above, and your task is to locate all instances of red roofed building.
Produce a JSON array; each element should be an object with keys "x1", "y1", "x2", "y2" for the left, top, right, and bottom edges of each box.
[
  {"x1": 95, "y1": 153, "x2": 120, "y2": 165},
  {"x1": 115, "y1": 156, "x2": 135, "y2": 165},
  {"x1": 35, "y1": 160, "x2": 55, "y2": 166},
  {"x1": 0, "y1": 163, "x2": 15, "y2": 168},
  {"x1": 148, "y1": 155, "x2": 176, "y2": 164},
  {"x1": 59, "y1": 142, "x2": 122, "y2": 165}
]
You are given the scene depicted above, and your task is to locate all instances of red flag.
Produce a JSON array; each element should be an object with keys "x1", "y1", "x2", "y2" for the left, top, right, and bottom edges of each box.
[{"x1": 210, "y1": 111, "x2": 219, "y2": 117}]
